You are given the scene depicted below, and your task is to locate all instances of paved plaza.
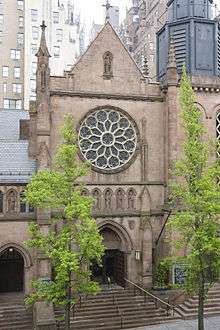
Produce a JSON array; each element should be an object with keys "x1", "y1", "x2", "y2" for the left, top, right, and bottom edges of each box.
[{"x1": 131, "y1": 316, "x2": 220, "y2": 330}]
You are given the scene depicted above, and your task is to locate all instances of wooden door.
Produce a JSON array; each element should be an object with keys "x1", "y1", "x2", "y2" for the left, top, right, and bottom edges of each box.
[{"x1": 0, "y1": 249, "x2": 24, "y2": 292}]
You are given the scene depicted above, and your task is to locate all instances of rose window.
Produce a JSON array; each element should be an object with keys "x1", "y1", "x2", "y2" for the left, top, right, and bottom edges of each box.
[{"x1": 78, "y1": 109, "x2": 137, "y2": 171}]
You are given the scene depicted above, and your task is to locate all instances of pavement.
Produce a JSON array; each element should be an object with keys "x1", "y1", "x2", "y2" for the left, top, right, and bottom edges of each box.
[{"x1": 130, "y1": 316, "x2": 220, "y2": 329}]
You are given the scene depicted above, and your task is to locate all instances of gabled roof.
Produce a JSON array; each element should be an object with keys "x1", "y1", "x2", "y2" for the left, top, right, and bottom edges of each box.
[{"x1": 69, "y1": 21, "x2": 143, "y2": 78}]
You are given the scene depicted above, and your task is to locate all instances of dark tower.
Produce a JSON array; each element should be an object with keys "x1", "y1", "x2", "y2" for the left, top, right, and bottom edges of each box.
[{"x1": 157, "y1": 0, "x2": 220, "y2": 80}]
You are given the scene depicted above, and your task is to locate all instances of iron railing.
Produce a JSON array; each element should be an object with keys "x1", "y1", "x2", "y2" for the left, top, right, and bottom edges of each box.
[{"x1": 124, "y1": 278, "x2": 183, "y2": 318}]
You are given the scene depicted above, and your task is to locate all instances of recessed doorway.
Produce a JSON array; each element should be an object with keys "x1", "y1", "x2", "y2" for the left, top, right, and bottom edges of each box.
[
  {"x1": 91, "y1": 226, "x2": 127, "y2": 286},
  {"x1": 0, "y1": 247, "x2": 24, "y2": 292}
]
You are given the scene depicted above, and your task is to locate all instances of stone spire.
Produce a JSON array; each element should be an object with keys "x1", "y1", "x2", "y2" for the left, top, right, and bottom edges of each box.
[
  {"x1": 36, "y1": 21, "x2": 50, "y2": 101},
  {"x1": 36, "y1": 21, "x2": 50, "y2": 58},
  {"x1": 167, "y1": 38, "x2": 177, "y2": 69},
  {"x1": 102, "y1": 0, "x2": 113, "y2": 22},
  {"x1": 167, "y1": 37, "x2": 178, "y2": 84}
]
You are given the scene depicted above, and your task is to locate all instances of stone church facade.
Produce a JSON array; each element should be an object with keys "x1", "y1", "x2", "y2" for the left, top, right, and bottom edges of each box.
[{"x1": 0, "y1": 0, "x2": 220, "y2": 314}]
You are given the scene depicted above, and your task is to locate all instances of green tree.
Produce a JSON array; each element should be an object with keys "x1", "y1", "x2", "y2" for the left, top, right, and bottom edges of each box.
[
  {"x1": 169, "y1": 67, "x2": 220, "y2": 330},
  {"x1": 24, "y1": 115, "x2": 105, "y2": 330}
]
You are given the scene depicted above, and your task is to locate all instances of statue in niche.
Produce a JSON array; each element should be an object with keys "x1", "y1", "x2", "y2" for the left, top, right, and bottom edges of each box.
[
  {"x1": 7, "y1": 190, "x2": 17, "y2": 212},
  {"x1": 116, "y1": 190, "x2": 124, "y2": 210},
  {"x1": 128, "y1": 189, "x2": 135, "y2": 210},
  {"x1": 104, "y1": 189, "x2": 112, "y2": 210},
  {"x1": 93, "y1": 190, "x2": 101, "y2": 210},
  {"x1": 103, "y1": 51, "x2": 113, "y2": 78}
]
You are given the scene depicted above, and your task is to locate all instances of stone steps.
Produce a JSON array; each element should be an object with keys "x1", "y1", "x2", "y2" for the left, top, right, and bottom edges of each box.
[
  {"x1": 55, "y1": 288, "x2": 180, "y2": 329},
  {"x1": 0, "y1": 293, "x2": 33, "y2": 330},
  {"x1": 175, "y1": 283, "x2": 220, "y2": 320}
]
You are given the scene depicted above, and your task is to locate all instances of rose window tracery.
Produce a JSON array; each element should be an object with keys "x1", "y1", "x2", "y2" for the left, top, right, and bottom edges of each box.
[{"x1": 78, "y1": 109, "x2": 137, "y2": 171}]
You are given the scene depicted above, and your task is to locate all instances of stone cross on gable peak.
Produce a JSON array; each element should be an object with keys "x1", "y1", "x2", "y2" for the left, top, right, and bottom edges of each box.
[
  {"x1": 102, "y1": 0, "x2": 113, "y2": 22},
  {"x1": 40, "y1": 20, "x2": 47, "y2": 32}
]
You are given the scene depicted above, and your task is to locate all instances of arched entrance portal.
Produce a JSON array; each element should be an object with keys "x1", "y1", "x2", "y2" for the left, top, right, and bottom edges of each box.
[
  {"x1": 91, "y1": 227, "x2": 127, "y2": 287},
  {"x1": 0, "y1": 247, "x2": 24, "y2": 292}
]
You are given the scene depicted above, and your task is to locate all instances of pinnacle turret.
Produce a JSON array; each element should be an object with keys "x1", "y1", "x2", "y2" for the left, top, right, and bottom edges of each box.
[
  {"x1": 36, "y1": 21, "x2": 51, "y2": 58},
  {"x1": 167, "y1": 38, "x2": 177, "y2": 69}
]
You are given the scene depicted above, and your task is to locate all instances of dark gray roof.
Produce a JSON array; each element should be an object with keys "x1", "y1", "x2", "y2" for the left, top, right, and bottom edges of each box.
[{"x1": 0, "y1": 110, "x2": 36, "y2": 183}]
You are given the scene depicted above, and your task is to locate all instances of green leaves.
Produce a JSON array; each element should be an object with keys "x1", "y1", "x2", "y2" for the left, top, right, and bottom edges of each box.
[
  {"x1": 25, "y1": 115, "x2": 105, "y2": 312},
  {"x1": 169, "y1": 66, "x2": 220, "y2": 295}
]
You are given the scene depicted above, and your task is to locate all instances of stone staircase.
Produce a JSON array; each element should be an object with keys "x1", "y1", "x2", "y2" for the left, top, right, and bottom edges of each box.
[
  {"x1": 0, "y1": 292, "x2": 33, "y2": 330},
  {"x1": 175, "y1": 283, "x2": 220, "y2": 320},
  {"x1": 55, "y1": 288, "x2": 181, "y2": 330}
]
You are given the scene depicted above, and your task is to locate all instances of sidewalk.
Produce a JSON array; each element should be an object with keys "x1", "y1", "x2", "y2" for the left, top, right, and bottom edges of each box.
[{"x1": 130, "y1": 316, "x2": 220, "y2": 329}]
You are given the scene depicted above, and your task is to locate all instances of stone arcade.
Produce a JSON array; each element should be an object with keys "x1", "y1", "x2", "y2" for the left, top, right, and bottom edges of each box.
[{"x1": 0, "y1": 0, "x2": 220, "y2": 328}]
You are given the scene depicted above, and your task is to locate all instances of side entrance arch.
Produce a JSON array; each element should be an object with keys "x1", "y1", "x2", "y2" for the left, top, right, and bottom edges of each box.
[
  {"x1": 0, "y1": 247, "x2": 24, "y2": 292},
  {"x1": 91, "y1": 222, "x2": 133, "y2": 287}
]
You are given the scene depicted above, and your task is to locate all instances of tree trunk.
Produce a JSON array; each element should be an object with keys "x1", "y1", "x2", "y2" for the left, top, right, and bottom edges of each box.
[
  {"x1": 198, "y1": 279, "x2": 205, "y2": 330},
  {"x1": 65, "y1": 301, "x2": 70, "y2": 330},
  {"x1": 65, "y1": 274, "x2": 71, "y2": 330}
]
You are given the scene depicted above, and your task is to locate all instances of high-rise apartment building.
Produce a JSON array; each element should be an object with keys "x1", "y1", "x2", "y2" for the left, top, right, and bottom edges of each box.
[
  {"x1": 0, "y1": 0, "x2": 81, "y2": 111},
  {"x1": 0, "y1": 0, "x2": 25, "y2": 110},
  {"x1": 120, "y1": 0, "x2": 167, "y2": 81},
  {"x1": 24, "y1": 0, "x2": 81, "y2": 109},
  {"x1": 120, "y1": 0, "x2": 220, "y2": 81}
]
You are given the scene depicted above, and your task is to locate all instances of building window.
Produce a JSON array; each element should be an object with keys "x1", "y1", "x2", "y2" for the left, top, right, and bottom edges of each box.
[
  {"x1": 2, "y1": 66, "x2": 9, "y2": 78},
  {"x1": 3, "y1": 99, "x2": 22, "y2": 110},
  {"x1": 31, "y1": 44, "x2": 37, "y2": 55},
  {"x1": 0, "y1": 14, "x2": 3, "y2": 24},
  {"x1": 0, "y1": 30, "x2": 2, "y2": 43},
  {"x1": 30, "y1": 95, "x2": 36, "y2": 101},
  {"x1": 31, "y1": 9, "x2": 38, "y2": 22},
  {"x1": 18, "y1": 16, "x2": 24, "y2": 28},
  {"x1": 3, "y1": 83, "x2": 7, "y2": 93},
  {"x1": 69, "y1": 31, "x2": 76, "y2": 43},
  {"x1": 14, "y1": 67, "x2": 21, "y2": 78},
  {"x1": 56, "y1": 28, "x2": 63, "y2": 42},
  {"x1": 53, "y1": 12, "x2": 59, "y2": 23},
  {"x1": 30, "y1": 79, "x2": 36, "y2": 92},
  {"x1": 17, "y1": 32, "x2": 24, "y2": 45},
  {"x1": 11, "y1": 49, "x2": 21, "y2": 60},
  {"x1": 3, "y1": 99, "x2": 9, "y2": 109},
  {"x1": 19, "y1": 191, "x2": 34, "y2": 213},
  {"x1": 54, "y1": 46, "x2": 60, "y2": 58},
  {"x1": 32, "y1": 62, "x2": 37, "y2": 75},
  {"x1": 13, "y1": 83, "x2": 22, "y2": 94},
  {"x1": 32, "y1": 26, "x2": 39, "y2": 40},
  {"x1": 17, "y1": 0, "x2": 24, "y2": 10}
]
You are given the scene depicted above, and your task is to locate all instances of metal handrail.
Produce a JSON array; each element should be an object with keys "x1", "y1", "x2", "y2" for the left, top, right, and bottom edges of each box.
[{"x1": 124, "y1": 278, "x2": 183, "y2": 318}]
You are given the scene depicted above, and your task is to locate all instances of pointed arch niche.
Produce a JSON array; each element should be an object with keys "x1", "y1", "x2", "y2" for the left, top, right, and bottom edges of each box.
[{"x1": 103, "y1": 51, "x2": 113, "y2": 79}]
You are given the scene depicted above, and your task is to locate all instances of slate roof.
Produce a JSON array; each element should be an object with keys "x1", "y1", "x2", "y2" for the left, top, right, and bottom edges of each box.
[{"x1": 0, "y1": 110, "x2": 36, "y2": 183}]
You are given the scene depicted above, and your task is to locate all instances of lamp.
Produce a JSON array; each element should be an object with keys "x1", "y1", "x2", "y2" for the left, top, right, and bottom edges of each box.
[{"x1": 135, "y1": 250, "x2": 141, "y2": 261}]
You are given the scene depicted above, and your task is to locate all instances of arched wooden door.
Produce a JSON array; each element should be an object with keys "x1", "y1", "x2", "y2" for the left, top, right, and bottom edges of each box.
[{"x1": 0, "y1": 247, "x2": 24, "y2": 292}]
